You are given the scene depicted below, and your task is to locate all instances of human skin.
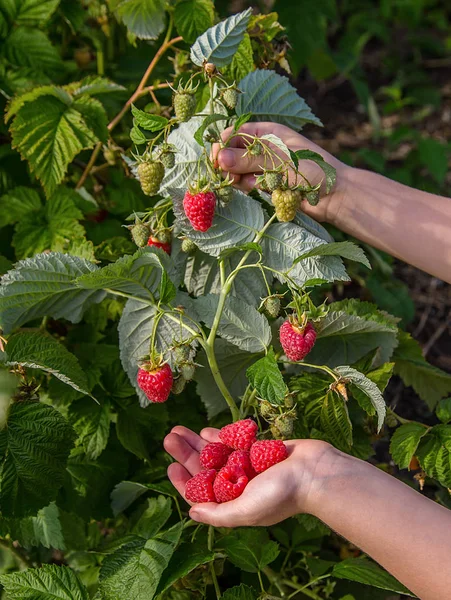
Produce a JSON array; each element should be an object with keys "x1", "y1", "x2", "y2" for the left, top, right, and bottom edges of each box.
[
  {"x1": 211, "y1": 122, "x2": 451, "y2": 284},
  {"x1": 164, "y1": 426, "x2": 451, "y2": 600}
]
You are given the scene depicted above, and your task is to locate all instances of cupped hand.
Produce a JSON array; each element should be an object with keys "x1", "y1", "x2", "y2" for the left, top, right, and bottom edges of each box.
[
  {"x1": 164, "y1": 425, "x2": 336, "y2": 527},
  {"x1": 211, "y1": 122, "x2": 349, "y2": 224}
]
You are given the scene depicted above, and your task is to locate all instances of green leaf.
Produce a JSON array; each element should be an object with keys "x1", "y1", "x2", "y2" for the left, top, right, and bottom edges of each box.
[
  {"x1": 418, "y1": 137, "x2": 448, "y2": 185},
  {"x1": 293, "y1": 241, "x2": 370, "y2": 269},
  {"x1": 116, "y1": 401, "x2": 169, "y2": 461},
  {"x1": 390, "y1": 423, "x2": 429, "y2": 470},
  {"x1": 131, "y1": 105, "x2": 168, "y2": 131},
  {"x1": 293, "y1": 149, "x2": 336, "y2": 194},
  {"x1": 9, "y1": 93, "x2": 107, "y2": 197},
  {"x1": 237, "y1": 70, "x2": 321, "y2": 130},
  {"x1": 366, "y1": 272, "x2": 415, "y2": 328},
  {"x1": 416, "y1": 425, "x2": 451, "y2": 488},
  {"x1": 335, "y1": 366, "x2": 386, "y2": 431},
  {"x1": 393, "y1": 331, "x2": 451, "y2": 409},
  {"x1": 224, "y1": 33, "x2": 254, "y2": 81},
  {"x1": 0, "y1": 252, "x2": 105, "y2": 334},
  {"x1": 0, "y1": 564, "x2": 89, "y2": 600},
  {"x1": 222, "y1": 585, "x2": 259, "y2": 600},
  {"x1": 351, "y1": 362, "x2": 394, "y2": 416},
  {"x1": 30, "y1": 502, "x2": 65, "y2": 550},
  {"x1": 4, "y1": 26, "x2": 63, "y2": 75},
  {"x1": 132, "y1": 496, "x2": 172, "y2": 539},
  {"x1": 5, "y1": 331, "x2": 91, "y2": 396},
  {"x1": 97, "y1": 522, "x2": 183, "y2": 600},
  {"x1": 190, "y1": 8, "x2": 252, "y2": 67},
  {"x1": 333, "y1": 558, "x2": 413, "y2": 595},
  {"x1": 130, "y1": 125, "x2": 148, "y2": 146},
  {"x1": 156, "y1": 542, "x2": 215, "y2": 594},
  {"x1": 8, "y1": 0, "x2": 61, "y2": 26},
  {"x1": 68, "y1": 76, "x2": 126, "y2": 97},
  {"x1": 246, "y1": 348, "x2": 287, "y2": 405},
  {"x1": 174, "y1": 0, "x2": 214, "y2": 44},
  {"x1": 68, "y1": 398, "x2": 110, "y2": 460},
  {"x1": 111, "y1": 481, "x2": 149, "y2": 516},
  {"x1": 194, "y1": 114, "x2": 228, "y2": 146},
  {"x1": 114, "y1": 0, "x2": 166, "y2": 40},
  {"x1": 233, "y1": 112, "x2": 252, "y2": 132},
  {"x1": 436, "y1": 398, "x2": 451, "y2": 424},
  {"x1": 196, "y1": 293, "x2": 271, "y2": 353},
  {"x1": 222, "y1": 529, "x2": 279, "y2": 573},
  {"x1": 0, "y1": 402, "x2": 75, "y2": 517},
  {"x1": 0, "y1": 186, "x2": 41, "y2": 228},
  {"x1": 320, "y1": 391, "x2": 352, "y2": 450}
]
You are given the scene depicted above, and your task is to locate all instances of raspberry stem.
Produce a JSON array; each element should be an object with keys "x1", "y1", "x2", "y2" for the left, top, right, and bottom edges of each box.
[{"x1": 208, "y1": 526, "x2": 221, "y2": 600}]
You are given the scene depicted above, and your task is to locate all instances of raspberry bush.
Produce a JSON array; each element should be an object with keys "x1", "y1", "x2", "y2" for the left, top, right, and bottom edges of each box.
[{"x1": 0, "y1": 3, "x2": 450, "y2": 600}]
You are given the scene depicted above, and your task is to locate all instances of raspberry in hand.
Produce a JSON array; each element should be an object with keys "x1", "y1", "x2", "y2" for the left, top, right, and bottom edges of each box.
[
  {"x1": 185, "y1": 469, "x2": 217, "y2": 503},
  {"x1": 219, "y1": 419, "x2": 258, "y2": 451},
  {"x1": 213, "y1": 464, "x2": 248, "y2": 503}
]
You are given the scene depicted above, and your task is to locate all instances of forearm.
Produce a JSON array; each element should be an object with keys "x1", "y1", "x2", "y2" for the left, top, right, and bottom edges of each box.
[
  {"x1": 330, "y1": 167, "x2": 451, "y2": 283},
  {"x1": 310, "y1": 451, "x2": 451, "y2": 600}
]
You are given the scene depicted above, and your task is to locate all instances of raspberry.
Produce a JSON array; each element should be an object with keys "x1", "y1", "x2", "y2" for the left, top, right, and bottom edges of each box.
[
  {"x1": 183, "y1": 190, "x2": 216, "y2": 232},
  {"x1": 249, "y1": 142, "x2": 263, "y2": 156},
  {"x1": 259, "y1": 400, "x2": 276, "y2": 420},
  {"x1": 137, "y1": 362, "x2": 173, "y2": 403},
  {"x1": 219, "y1": 419, "x2": 258, "y2": 451},
  {"x1": 279, "y1": 318, "x2": 317, "y2": 361},
  {"x1": 173, "y1": 91, "x2": 197, "y2": 122},
  {"x1": 264, "y1": 170, "x2": 284, "y2": 192},
  {"x1": 130, "y1": 222, "x2": 149, "y2": 247},
  {"x1": 222, "y1": 87, "x2": 239, "y2": 110},
  {"x1": 226, "y1": 450, "x2": 256, "y2": 479},
  {"x1": 272, "y1": 189, "x2": 299, "y2": 222},
  {"x1": 179, "y1": 361, "x2": 195, "y2": 381},
  {"x1": 262, "y1": 296, "x2": 280, "y2": 319},
  {"x1": 160, "y1": 151, "x2": 175, "y2": 169},
  {"x1": 250, "y1": 440, "x2": 288, "y2": 473},
  {"x1": 181, "y1": 238, "x2": 197, "y2": 254},
  {"x1": 273, "y1": 413, "x2": 296, "y2": 438},
  {"x1": 185, "y1": 469, "x2": 217, "y2": 503},
  {"x1": 174, "y1": 344, "x2": 191, "y2": 363},
  {"x1": 200, "y1": 442, "x2": 233, "y2": 470},
  {"x1": 171, "y1": 375, "x2": 186, "y2": 395},
  {"x1": 147, "y1": 236, "x2": 171, "y2": 255},
  {"x1": 213, "y1": 465, "x2": 248, "y2": 503},
  {"x1": 137, "y1": 161, "x2": 165, "y2": 196},
  {"x1": 216, "y1": 185, "x2": 233, "y2": 205}
]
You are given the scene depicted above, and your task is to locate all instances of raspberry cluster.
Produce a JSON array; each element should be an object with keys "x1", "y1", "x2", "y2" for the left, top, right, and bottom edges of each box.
[{"x1": 184, "y1": 419, "x2": 288, "y2": 504}]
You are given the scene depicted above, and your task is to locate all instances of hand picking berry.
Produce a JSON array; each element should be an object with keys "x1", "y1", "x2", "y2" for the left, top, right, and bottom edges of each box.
[
  {"x1": 219, "y1": 419, "x2": 257, "y2": 451},
  {"x1": 137, "y1": 361, "x2": 173, "y2": 403},
  {"x1": 183, "y1": 189, "x2": 216, "y2": 232},
  {"x1": 213, "y1": 464, "x2": 248, "y2": 502},
  {"x1": 185, "y1": 469, "x2": 217, "y2": 503},
  {"x1": 250, "y1": 440, "x2": 288, "y2": 473},
  {"x1": 279, "y1": 317, "x2": 317, "y2": 361},
  {"x1": 137, "y1": 160, "x2": 165, "y2": 196},
  {"x1": 200, "y1": 442, "x2": 233, "y2": 470}
]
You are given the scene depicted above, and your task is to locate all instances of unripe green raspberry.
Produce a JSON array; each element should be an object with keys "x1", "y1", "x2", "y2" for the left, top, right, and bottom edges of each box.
[
  {"x1": 137, "y1": 161, "x2": 165, "y2": 196},
  {"x1": 158, "y1": 228, "x2": 172, "y2": 244},
  {"x1": 131, "y1": 222, "x2": 149, "y2": 247},
  {"x1": 217, "y1": 185, "x2": 234, "y2": 204},
  {"x1": 249, "y1": 142, "x2": 263, "y2": 156},
  {"x1": 274, "y1": 413, "x2": 296, "y2": 438},
  {"x1": 173, "y1": 91, "x2": 197, "y2": 122},
  {"x1": 160, "y1": 151, "x2": 175, "y2": 169},
  {"x1": 264, "y1": 170, "x2": 284, "y2": 192},
  {"x1": 180, "y1": 361, "x2": 195, "y2": 381},
  {"x1": 174, "y1": 344, "x2": 191, "y2": 363},
  {"x1": 259, "y1": 400, "x2": 276, "y2": 419},
  {"x1": 272, "y1": 188, "x2": 299, "y2": 222},
  {"x1": 222, "y1": 87, "x2": 238, "y2": 110},
  {"x1": 305, "y1": 189, "x2": 320, "y2": 206},
  {"x1": 171, "y1": 375, "x2": 186, "y2": 395},
  {"x1": 284, "y1": 394, "x2": 295, "y2": 409},
  {"x1": 262, "y1": 296, "x2": 281, "y2": 318},
  {"x1": 181, "y1": 238, "x2": 197, "y2": 254}
]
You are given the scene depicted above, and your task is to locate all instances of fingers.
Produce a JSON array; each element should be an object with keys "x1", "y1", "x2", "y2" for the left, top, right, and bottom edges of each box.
[
  {"x1": 167, "y1": 463, "x2": 191, "y2": 501},
  {"x1": 170, "y1": 426, "x2": 207, "y2": 452},
  {"x1": 215, "y1": 147, "x2": 269, "y2": 175},
  {"x1": 199, "y1": 427, "x2": 221, "y2": 443},
  {"x1": 163, "y1": 430, "x2": 204, "y2": 476},
  {"x1": 189, "y1": 498, "x2": 250, "y2": 528}
]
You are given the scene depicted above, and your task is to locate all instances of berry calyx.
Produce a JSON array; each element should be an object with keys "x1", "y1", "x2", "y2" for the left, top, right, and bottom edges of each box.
[
  {"x1": 147, "y1": 235, "x2": 171, "y2": 254},
  {"x1": 181, "y1": 238, "x2": 197, "y2": 254},
  {"x1": 213, "y1": 464, "x2": 248, "y2": 503},
  {"x1": 272, "y1": 188, "x2": 299, "y2": 222},
  {"x1": 250, "y1": 440, "x2": 288, "y2": 473},
  {"x1": 279, "y1": 317, "x2": 317, "y2": 361},
  {"x1": 200, "y1": 442, "x2": 233, "y2": 470},
  {"x1": 137, "y1": 361, "x2": 173, "y2": 403},
  {"x1": 183, "y1": 189, "x2": 216, "y2": 232},
  {"x1": 226, "y1": 450, "x2": 256, "y2": 480},
  {"x1": 137, "y1": 160, "x2": 165, "y2": 196},
  {"x1": 185, "y1": 469, "x2": 217, "y2": 503},
  {"x1": 219, "y1": 419, "x2": 258, "y2": 451}
]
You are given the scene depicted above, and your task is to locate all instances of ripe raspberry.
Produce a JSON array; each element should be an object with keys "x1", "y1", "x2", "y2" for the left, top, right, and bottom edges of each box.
[
  {"x1": 137, "y1": 362, "x2": 173, "y2": 403},
  {"x1": 222, "y1": 87, "x2": 238, "y2": 110},
  {"x1": 173, "y1": 91, "x2": 197, "y2": 122},
  {"x1": 147, "y1": 236, "x2": 171, "y2": 255},
  {"x1": 213, "y1": 465, "x2": 248, "y2": 503},
  {"x1": 185, "y1": 469, "x2": 217, "y2": 503},
  {"x1": 264, "y1": 170, "x2": 284, "y2": 192},
  {"x1": 262, "y1": 295, "x2": 281, "y2": 318},
  {"x1": 216, "y1": 185, "x2": 233, "y2": 205},
  {"x1": 250, "y1": 440, "x2": 288, "y2": 473},
  {"x1": 160, "y1": 151, "x2": 175, "y2": 169},
  {"x1": 130, "y1": 222, "x2": 149, "y2": 247},
  {"x1": 183, "y1": 190, "x2": 216, "y2": 232},
  {"x1": 219, "y1": 419, "x2": 258, "y2": 451},
  {"x1": 279, "y1": 319, "x2": 317, "y2": 361},
  {"x1": 181, "y1": 238, "x2": 197, "y2": 254},
  {"x1": 137, "y1": 161, "x2": 165, "y2": 196},
  {"x1": 272, "y1": 188, "x2": 299, "y2": 222},
  {"x1": 200, "y1": 442, "x2": 233, "y2": 470},
  {"x1": 226, "y1": 450, "x2": 256, "y2": 479}
]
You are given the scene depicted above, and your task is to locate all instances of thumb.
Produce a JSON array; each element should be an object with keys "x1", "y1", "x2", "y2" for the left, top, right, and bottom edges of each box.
[
  {"x1": 216, "y1": 147, "x2": 274, "y2": 175},
  {"x1": 189, "y1": 500, "x2": 251, "y2": 528}
]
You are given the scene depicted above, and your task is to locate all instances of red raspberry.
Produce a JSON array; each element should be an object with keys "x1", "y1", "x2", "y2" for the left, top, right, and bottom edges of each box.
[
  {"x1": 185, "y1": 469, "x2": 217, "y2": 503},
  {"x1": 219, "y1": 419, "x2": 258, "y2": 451},
  {"x1": 199, "y1": 442, "x2": 233, "y2": 470},
  {"x1": 279, "y1": 319, "x2": 317, "y2": 361},
  {"x1": 183, "y1": 190, "x2": 216, "y2": 232},
  {"x1": 213, "y1": 465, "x2": 248, "y2": 503},
  {"x1": 137, "y1": 362, "x2": 173, "y2": 403},
  {"x1": 226, "y1": 450, "x2": 256, "y2": 479},
  {"x1": 147, "y1": 236, "x2": 171, "y2": 254},
  {"x1": 250, "y1": 440, "x2": 288, "y2": 473}
]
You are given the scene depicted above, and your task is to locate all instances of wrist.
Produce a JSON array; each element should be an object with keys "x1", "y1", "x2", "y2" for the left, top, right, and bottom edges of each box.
[{"x1": 323, "y1": 162, "x2": 355, "y2": 227}]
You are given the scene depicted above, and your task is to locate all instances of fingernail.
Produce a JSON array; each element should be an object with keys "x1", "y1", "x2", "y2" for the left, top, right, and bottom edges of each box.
[
  {"x1": 219, "y1": 149, "x2": 235, "y2": 169},
  {"x1": 190, "y1": 510, "x2": 200, "y2": 522}
]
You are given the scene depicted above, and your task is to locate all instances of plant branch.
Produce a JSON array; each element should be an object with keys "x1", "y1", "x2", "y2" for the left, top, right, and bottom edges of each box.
[
  {"x1": 208, "y1": 526, "x2": 221, "y2": 600},
  {"x1": 282, "y1": 360, "x2": 339, "y2": 382}
]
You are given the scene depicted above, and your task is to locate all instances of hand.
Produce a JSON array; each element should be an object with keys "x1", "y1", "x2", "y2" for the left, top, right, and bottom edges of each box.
[
  {"x1": 164, "y1": 425, "x2": 338, "y2": 527},
  {"x1": 211, "y1": 122, "x2": 350, "y2": 224}
]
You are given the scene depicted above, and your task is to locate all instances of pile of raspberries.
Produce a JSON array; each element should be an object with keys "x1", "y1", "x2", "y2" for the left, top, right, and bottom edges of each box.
[{"x1": 185, "y1": 419, "x2": 288, "y2": 504}]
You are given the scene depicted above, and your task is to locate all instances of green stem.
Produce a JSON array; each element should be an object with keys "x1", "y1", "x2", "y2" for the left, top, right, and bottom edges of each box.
[
  {"x1": 284, "y1": 575, "x2": 331, "y2": 600},
  {"x1": 282, "y1": 360, "x2": 339, "y2": 382},
  {"x1": 204, "y1": 343, "x2": 240, "y2": 421},
  {"x1": 258, "y1": 571, "x2": 266, "y2": 593},
  {"x1": 208, "y1": 526, "x2": 221, "y2": 600}
]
